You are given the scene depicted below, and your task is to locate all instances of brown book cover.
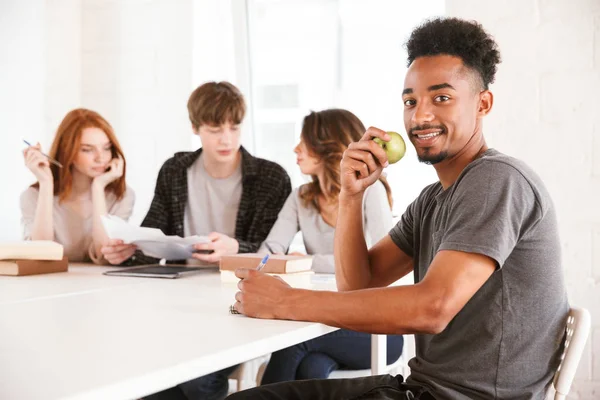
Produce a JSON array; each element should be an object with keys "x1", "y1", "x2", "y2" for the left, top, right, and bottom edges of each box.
[
  {"x1": 0, "y1": 256, "x2": 68, "y2": 276},
  {"x1": 220, "y1": 253, "x2": 312, "y2": 273}
]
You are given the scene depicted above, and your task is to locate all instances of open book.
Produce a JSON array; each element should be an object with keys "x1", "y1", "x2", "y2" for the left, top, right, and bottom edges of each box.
[{"x1": 101, "y1": 215, "x2": 210, "y2": 260}]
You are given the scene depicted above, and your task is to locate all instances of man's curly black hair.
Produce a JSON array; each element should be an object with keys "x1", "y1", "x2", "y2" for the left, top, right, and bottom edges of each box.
[{"x1": 406, "y1": 17, "x2": 501, "y2": 90}]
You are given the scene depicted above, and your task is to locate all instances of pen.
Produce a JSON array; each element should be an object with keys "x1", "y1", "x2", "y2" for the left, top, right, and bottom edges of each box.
[
  {"x1": 229, "y1": 254, "x2": 270, "y2": 314},
  {"x1": 255, "y1": 253, "x2": 270, "y2": 271},
  {"x1": 23, "y1": 139, "x2": 63, "y2": 168}
]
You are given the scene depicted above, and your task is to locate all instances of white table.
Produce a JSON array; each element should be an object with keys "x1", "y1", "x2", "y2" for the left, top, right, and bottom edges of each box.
[
  {"x1": 0, "y1": 265, "x2": 338, "y2": 400},
  {"x1": 0, "y1": 266, "x2": 151, "y2": 305}
]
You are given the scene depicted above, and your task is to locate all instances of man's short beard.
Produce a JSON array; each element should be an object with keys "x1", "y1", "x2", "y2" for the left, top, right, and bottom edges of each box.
[{"x1": 418, "y1": 150, "x2": 449, "y2": 165}]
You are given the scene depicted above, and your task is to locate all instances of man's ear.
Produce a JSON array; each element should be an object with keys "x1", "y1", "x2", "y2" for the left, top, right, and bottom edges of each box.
[{"x1": 478, "y1": 90, "x2": 494, "y2": 117}]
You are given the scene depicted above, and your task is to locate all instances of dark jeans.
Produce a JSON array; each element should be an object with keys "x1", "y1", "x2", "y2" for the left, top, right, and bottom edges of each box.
[
  {"x1": 226, "y1": 374, "x2": 435, "y2": 400},
  {"x1": 261, "y1": 329, "x2": 404, "y2": 383},
  {"x1": 144, "y1": 365, "x2": 238, "y2": 400}
]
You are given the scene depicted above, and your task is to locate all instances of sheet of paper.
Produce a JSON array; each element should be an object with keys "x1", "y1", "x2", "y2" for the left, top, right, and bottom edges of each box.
[{"x1": 101, "y1": 215, "x2": 210, "y2": 260}]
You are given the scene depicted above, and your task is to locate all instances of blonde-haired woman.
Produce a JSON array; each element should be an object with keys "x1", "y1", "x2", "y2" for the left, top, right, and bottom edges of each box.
[
  {"x1": 259, "y1": 109, "x2": 403, "y2": 383},
  {"x1": 20, "y1": 108, "x2": 135, "y2": 263}
]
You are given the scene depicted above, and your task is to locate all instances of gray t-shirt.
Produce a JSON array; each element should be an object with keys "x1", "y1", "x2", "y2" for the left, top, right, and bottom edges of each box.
[
  {"x1": 259, "y1": 180, "x2": 393, "y2": 273},
  {"x1": 183, "y1": 153, "x2": 242, "y2": 239},
  {"x1": 390, "y1": 149, "x2": 568, "y2": 400}
]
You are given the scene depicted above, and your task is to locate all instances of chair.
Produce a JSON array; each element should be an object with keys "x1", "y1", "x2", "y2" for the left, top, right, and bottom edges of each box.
[
  {"x1": 546, "y1": 307, "x2": 591, "y2": 400},
  {"x1": 251, "y1": 307, "x2": 589, "y2": 397},
  {"x1": 252, "y1": 337, "x2": 410, "y2": 385},
  {"x1": 228, "y1": 363, "x2": 246, "y2": 392},
  {"x1": 228, "y1": 355, "x2": 271, "y2": 392},
  {"x1": 327, "y1": 333, "x2": 414, "y2": 379}
]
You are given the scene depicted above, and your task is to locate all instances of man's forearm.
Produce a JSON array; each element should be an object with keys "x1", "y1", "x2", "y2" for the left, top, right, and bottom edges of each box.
[
  {"x1": 334, "y1": 194, "x2": 371, "y2": 291},
  {"x1": 280, "y1": 284, "x2": 443, "y2": 335}
]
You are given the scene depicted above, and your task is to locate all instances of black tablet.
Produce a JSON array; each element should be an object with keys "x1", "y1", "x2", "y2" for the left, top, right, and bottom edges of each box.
[{"x1": 103, "y1": 265, "x2": 214, "y2": 279}]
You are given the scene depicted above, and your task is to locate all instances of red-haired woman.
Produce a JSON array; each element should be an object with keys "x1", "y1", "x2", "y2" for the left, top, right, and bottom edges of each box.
[{"x1": 20, "y1": 108, "x2": 135, "y2": 264}]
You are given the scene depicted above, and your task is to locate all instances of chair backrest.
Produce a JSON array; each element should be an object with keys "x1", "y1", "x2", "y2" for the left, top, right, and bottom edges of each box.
[{"x1": 551, "y1": 307, "x2": 591, "y2": 400}]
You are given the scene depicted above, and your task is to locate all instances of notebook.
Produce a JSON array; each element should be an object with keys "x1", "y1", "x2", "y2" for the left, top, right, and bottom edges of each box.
[
  {"x1": 104, "y1": 265, "x2": 215, "y2": 279},
  {"x1": 220, "y1": 253, "x2": 313, "y2": 273}
]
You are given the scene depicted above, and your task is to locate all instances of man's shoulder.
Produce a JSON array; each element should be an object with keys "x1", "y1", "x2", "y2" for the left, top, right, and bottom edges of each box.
[
  {"x1": 414, "y1": 181, "x2": 443, "y2": 205},
  {"x1": 463, "y1": 149, "x2": 544, "y2": 188},
  {"x1": 459, "y1": 149, "x2": 552, "y2": 209},
  {"x1": 158, "y1": 150, "x2": 199, "y2": 174},
  {"x1": 473, "y1": 149, "x2": 531, "y2": 172}
]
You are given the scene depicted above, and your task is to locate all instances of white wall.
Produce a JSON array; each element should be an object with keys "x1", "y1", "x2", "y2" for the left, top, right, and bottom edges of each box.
[
  {"x1": 0, "y1": 0, "x2": 46, "y2": 240},
  {"x1": 81, "y1": 0, "x2": 194, "y2": 224},
  {"x1": 0, "y1": 0, "x2": 195, "y2": 233},
  {"x1": 45, "y1": 0, "x2": 82, "y2": 135},
  {"x1": 446, "y1": 1, "x2": 600, "y2": 398}
]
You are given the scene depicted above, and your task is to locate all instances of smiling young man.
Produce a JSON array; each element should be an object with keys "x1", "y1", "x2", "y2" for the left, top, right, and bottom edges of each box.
[
  {"x1": 227, "y1": 18, "x2": 569, "y2": 400},
  {"x1": 101, "y1": 81, "x2": 291, "y2": 400}
]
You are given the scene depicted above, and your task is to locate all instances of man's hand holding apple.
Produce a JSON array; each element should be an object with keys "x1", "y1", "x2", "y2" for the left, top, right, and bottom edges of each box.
[{"x1": 340, "y1": 127, "x2": 400, "y2": 200}]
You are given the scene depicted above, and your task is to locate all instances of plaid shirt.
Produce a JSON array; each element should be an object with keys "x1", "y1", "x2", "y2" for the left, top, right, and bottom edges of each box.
[{"x1": 127, "y1": 146, "x2": 291, "y2": 265}]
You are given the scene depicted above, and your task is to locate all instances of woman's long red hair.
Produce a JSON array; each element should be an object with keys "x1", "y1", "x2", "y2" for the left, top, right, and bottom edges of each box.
[{"x1": 36, "y1": 108, "x2": 127, "y2": 202}]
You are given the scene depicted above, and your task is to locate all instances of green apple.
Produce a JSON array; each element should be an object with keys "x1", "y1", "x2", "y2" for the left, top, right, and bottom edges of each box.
[{"x1": 373, "y1": 131, "x2": 406, "y2": 164}]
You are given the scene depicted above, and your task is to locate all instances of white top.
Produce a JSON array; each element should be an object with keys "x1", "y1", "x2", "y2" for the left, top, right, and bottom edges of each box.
[
  {"x1": 19, "y1": 186, "x2": 135, "y2": 263},
  {"x1": 0, "y1": 265, "x2": 338, "y2": 400},
  {"x1": 184, "y1": 153, "x2": 242, "y2": 238},
  {"x1": 259, "y1": 181, "x2": 393, "y2": 273}
]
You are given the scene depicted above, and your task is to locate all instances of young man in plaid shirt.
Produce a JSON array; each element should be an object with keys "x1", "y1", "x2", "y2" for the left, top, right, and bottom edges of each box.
[{"x1": 102, "y1": 81, "x2": 291, "y2": 399}]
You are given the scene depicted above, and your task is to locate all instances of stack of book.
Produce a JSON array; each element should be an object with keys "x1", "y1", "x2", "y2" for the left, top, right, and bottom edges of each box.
[
  {"x1": 0, "y1": 241, "x2": 67, "y2": 276},
  {"x1": 219, "y1": 253, "x2": 314, "y2": 287}
]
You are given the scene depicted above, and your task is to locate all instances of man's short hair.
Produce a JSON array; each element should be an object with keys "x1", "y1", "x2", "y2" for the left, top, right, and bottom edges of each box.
[
  {"x1": 187, "y1": 81, "x2": 246, "y2": 129},
  {"x1": 406, "y1": 17, "x2": 501, "y2": 90}
]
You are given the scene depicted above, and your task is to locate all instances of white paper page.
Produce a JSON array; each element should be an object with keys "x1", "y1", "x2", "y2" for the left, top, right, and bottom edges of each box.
[{"x1": 101, "y1": 215, "x2": 210, "y2": 260}]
